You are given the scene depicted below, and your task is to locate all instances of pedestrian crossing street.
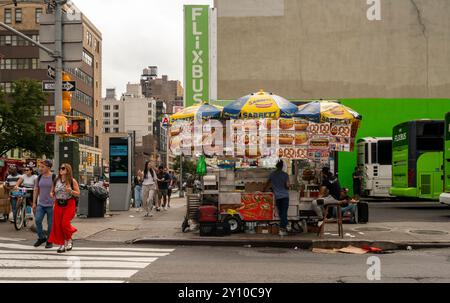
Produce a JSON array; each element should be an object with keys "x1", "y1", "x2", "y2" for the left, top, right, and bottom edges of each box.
[{"x1": 0, "y1": 240, "x2": 175, "y2": 283}]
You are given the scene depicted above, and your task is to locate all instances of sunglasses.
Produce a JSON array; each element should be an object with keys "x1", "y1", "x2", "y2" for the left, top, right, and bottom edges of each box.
[{"x1": 59, "y1": 167, "x2": 66, "y2": 171}]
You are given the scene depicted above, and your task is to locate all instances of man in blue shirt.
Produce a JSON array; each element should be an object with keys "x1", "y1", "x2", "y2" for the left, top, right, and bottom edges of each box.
[{"x1": 264, "y1": 160, "x2": 290, "y2": 236}]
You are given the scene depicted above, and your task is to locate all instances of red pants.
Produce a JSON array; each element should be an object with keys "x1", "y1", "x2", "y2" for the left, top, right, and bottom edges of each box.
[{"x1": 49, "y1": 198, "x2": 77, "y2": 245}]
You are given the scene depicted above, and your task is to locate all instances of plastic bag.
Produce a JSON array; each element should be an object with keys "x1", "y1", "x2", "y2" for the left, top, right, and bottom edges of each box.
[{"x1": 89, "y1": 185, "x2": 109, "y2": 200}]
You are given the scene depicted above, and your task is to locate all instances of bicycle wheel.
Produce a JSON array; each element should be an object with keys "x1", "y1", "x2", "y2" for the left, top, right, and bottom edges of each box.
[{"x1": 14, "y1": 199, "x2": 25, "y2": 231}]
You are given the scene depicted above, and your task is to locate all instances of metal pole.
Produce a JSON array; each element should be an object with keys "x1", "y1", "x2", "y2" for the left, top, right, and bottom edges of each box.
[
  {"x1": 179, "y1": 154, "x2": 184, "y2": 198},
  {"x1": 53, "y1": 0, "x2": 65, "y2": 170},
  {"x1": 0, "y1": 22, "x2": 55, "y2": 56}
]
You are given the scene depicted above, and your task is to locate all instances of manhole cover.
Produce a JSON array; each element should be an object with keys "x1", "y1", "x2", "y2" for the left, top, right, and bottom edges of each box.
[
  {"x1": 354, "y1": 227, "x2": 392, "y2": 232},
  {"x1": 257, "y1": 249, "x2": 289, "y2": 254},
  {"x1": 409, "y1": 230, "x2": 448, "y2": 235}
]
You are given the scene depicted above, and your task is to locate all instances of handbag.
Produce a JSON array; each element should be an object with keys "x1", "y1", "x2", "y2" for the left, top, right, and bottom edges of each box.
[{"x1": 57, "y1": 199, "x2": 68, "y2": 207}]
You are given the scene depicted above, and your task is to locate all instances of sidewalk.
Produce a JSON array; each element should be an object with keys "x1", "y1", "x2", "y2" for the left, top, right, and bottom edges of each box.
[{"x1": 1, "y1": 197, "x2": 449, "y2": 250}]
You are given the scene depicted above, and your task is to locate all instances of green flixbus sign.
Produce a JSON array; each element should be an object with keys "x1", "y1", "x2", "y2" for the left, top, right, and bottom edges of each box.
[{"x1": 184, "y1": 5, "x2": 209, "y2": 107}]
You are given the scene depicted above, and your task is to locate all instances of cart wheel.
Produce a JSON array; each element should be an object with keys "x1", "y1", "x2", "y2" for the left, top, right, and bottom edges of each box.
[
  {"x1": 291, "y1": 221, "x2": 303, "y2": 233},
  {"x1": 224, "y1": 216, "x2": 242, "y2": 234},
  {"x1": 182, "y1": 218, "x2": 190, "y2": 233}
]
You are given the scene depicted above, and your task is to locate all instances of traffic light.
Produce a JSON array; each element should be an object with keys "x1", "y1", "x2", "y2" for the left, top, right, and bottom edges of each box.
[
  {"x1": 62, "y1": 72, "x2": 72, "y2": 114},
  {"x1": 55, "y1": 115, "x2": 69, "y2": 134},
  {"x1": 71, "y1": 118, "x2": 89, "y2": 136}
]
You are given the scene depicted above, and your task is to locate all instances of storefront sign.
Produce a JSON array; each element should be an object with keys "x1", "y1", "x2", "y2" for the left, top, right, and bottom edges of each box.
[{"x1": 184, "y1": 5, "x2": 209, "y2": 107}]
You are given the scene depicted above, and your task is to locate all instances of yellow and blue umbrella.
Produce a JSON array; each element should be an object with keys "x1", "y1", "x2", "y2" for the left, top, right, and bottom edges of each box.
[
  {"x1": 170, "y1": 102, "x2": 223, "y2": 123},
  {"x1": 295, "y1": 101, "x2": 362, "y2": 123},
  {"x1": 223, "y1": 90, "x2": 298, "y2": 119}
]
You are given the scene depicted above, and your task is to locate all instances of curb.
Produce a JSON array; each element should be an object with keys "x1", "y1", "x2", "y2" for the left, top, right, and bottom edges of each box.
[{"x1": 131, "y1": 237, "x2": 450, "y2": 251}]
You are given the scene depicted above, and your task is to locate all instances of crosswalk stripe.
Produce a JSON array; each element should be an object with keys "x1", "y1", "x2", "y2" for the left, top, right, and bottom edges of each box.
[
  {"x1": 0, "y1": 243, "x2": 174, "y2": 252},
  {"x1": 0, "y1": 241, "x2": 175, "y2": 283},
  {"x1": 0, "y1": 250, "x2": 170, "y2": 257},
  {"x1": 0, "y1": 254, "x2": 158, "y2": 263},
  {"x1": 0, "y1": 237, "x2": 27, "y2": 242},
  {"x1": 0, "y1": 260, "x2": 151, "y2": 269},
  {"x1": 0, "y1": 269, "x2": 138, "y2": 279}
]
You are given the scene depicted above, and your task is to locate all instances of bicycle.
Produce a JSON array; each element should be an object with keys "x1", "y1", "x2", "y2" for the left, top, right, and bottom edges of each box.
[{"x1": 10, "y1": 188, "x2": 34, "y2": 231}]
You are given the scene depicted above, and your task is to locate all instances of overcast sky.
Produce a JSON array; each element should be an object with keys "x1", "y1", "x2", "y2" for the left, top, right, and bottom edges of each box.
[{"x1": 73, "y1": 0, "x2": 213, "y2": 97}]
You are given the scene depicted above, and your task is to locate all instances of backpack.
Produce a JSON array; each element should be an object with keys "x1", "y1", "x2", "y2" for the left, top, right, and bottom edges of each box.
[{"x1": 37, "y1": 173, "x2": 57, "y2": 188}]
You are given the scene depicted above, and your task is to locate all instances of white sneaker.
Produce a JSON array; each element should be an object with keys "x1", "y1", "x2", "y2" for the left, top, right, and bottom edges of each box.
[{"x1": 279, "y1": 230, "x2": 288, "y2": 236}]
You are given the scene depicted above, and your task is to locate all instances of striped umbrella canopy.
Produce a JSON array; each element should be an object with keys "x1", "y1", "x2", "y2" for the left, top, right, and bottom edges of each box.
[
  {"x1": 223, "y1": 90, "x2": 298, "y2": 119},
  {"x1": 170, "y1": 102, "x2": 223, "y2": 123},
  {"x1": 295, "y1": 101, "x2": 362, "y2": 123}
]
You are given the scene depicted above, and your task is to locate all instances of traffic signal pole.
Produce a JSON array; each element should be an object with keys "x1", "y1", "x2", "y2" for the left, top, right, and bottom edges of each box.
[
  {"x1": 53, "y1": 0, "x2": 66, "y2": 170},
  {"x1": 0, "y1": 0, "x2": 67, "y2": 170}
]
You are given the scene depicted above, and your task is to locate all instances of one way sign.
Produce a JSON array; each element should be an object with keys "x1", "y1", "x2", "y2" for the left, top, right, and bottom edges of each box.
[{"x1": 42, "y1": 81, "x2": 76, "y2": 92}]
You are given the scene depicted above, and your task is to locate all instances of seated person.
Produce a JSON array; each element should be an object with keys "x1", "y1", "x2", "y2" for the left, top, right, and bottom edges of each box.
[{"x1": 332, "y1": 188, "x2": 358, "y2": 223}]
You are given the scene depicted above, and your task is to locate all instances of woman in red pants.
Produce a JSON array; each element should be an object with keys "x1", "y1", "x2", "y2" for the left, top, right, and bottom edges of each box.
[{"x1": 49, "y1": 163, "x2": 80, "y2": 253}]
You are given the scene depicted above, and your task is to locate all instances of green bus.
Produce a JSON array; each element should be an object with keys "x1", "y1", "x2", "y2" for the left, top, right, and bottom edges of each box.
[
  {"x1": 439, "y1": 113, "x2": 450, "y2": 205},
  {"x1": 390, "y1": 120, "x2": 444, "y2": 200}
]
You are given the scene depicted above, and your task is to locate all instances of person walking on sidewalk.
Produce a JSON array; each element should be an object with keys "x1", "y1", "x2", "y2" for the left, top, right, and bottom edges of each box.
[
  {"x1": 157, "y1": 167, "x2": 171, "y2": 211},
  {"x1": 49, "y1": 163, "x2": 80, "y2": 253},
  {"x1": 133, "y1": 170, "x2": 143, "y2": 210},
  {"x1": 264, "y1": 160, "x2": 290, "y2": 237},
  {"x1": 32, "y1": 160, "x2": 55, "y2": 248},
  {"x1": 4, "y1": 165, "x2": 21, "y2": 223},
  {"x1": 140, "y1": 161, "x2": 158, "y2": 217}
]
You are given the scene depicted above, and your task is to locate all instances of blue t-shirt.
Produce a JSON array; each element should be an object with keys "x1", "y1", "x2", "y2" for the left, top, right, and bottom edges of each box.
[
  {"x1": 37, "y1": 175, "x2": 54, "y2": 207},
  {"x1": 269, "y1": 170, "x2": 289, "y2": 200}
]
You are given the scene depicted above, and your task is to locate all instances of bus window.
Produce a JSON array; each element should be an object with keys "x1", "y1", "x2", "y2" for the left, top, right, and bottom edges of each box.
[
  {"x1": 378, "y1": 140, "x2": 392, "y2": 165},
  {"x1": 371, "y1": 143, "x2": 377, "y2": 164},
  {"x1": 365, "y1": 143, "x2": 369, "y2": 164},
  {"x1": 416, "y1": 122, "x2": 444, "y2": 151}
]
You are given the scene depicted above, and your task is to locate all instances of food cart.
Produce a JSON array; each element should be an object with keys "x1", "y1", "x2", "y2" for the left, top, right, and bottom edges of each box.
[{"x1": 170, "y1": 94, "x2": 362, "y2": 236}]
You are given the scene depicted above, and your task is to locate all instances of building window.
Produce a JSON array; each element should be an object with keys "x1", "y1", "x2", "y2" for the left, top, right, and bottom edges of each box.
[
  {"x1": 113, "y1": 128, "x2": 119, "y2": 133},
  {"x1": 105, "y1": 128, "x2": 110, "y2": 133},
  {"x1": 113, "y1": 113, "x2": 119, "y2": 118},
  {"x1": 113, "y1": 119, "x2": 119, "y2": 125},
  {"x1": 15, "y1": 8, "x2": 22, "y2": 23},
  {"x1": 36, "y1": 8, "x2": 42, "y2": 24},
  {"x1": 148, "y1": 126, "x2": 152, "y2": 132},
  {"x1": 0, "y1": 58, "x2": 39, "y2": 70},
  {"x1": 103, "y1": 120, "x2": 110, "y2": 125},
  {"x1": 113, "y1": 105, "x2": 119, "y2": 110},
  {"x1": 4, "y1": 9, "x2": 12, "y2": 24},
  {"x1": 82, "y1": 51, "x2": 93, "y2": 66},
  {"x1": 104, "y1": 112, "x2": 110, "y2": 118},
  {"x1": 104, "y1": 105, "x2": 110, "y2": 110},
  {"x1": 0, "y1": 82, "x2": 13, "y2": 93},
  {"x1": 148, "y1": 118, "x2": 152, "y2": 123}
]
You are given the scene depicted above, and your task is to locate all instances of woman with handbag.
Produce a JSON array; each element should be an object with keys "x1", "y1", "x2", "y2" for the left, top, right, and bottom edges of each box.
[
  {"x1": 140, "y1": 161, "x2": 158, "y2": 217},
  {"x1": 49, "y1": 163, "x2": 80, "y2": 253}
]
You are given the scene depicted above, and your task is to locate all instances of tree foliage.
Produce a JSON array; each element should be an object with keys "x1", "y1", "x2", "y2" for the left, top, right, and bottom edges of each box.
[{"x1": 0, "y1": 79, "x2": 53, "y2": 157}]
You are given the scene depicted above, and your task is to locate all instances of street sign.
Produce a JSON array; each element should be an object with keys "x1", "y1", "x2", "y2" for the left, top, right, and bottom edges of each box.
[
  {"x1": 39, "y1": 13, "x2": 83, "y2": 69},
  {"x1": 161, "y1": 115, "x2": 170, "y2": 127},
  {"x1": 45, "y1": 121, "x2": 56, "y2": 134},
  {"x1": 47, "y1": 65, "x2": 55, "y2": 79},
  {"x1": 42, "y1": 80, "x2": 76, "y2": 92}
]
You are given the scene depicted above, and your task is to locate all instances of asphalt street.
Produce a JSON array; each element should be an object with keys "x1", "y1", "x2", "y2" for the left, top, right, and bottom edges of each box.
[
  {"x1": 365, "y1": 201, "x2": 450, "y2": 223},
  {"x1": 0, "y1": 238, "x2": 449, "y2": 283}
]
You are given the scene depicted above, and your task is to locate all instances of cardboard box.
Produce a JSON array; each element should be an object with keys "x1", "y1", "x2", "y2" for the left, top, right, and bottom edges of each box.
[
  {"x1": 0, "y1": 198, "x2": 11, "y2": 215},
  {"x1": 245, "y1": 182, "x2": 266, "y2": 193},
  {"x1": 0, "y1": 184, "x2": 7, "y2": 199}
]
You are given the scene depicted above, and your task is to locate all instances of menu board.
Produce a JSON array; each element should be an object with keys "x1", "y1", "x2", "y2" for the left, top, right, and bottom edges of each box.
[
  {"x1": 169, "y1": 117, "x2": 356, "y2": 158},
  {"x1": 239, "y1": 192, "x2": 274, "y2": 221}
]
